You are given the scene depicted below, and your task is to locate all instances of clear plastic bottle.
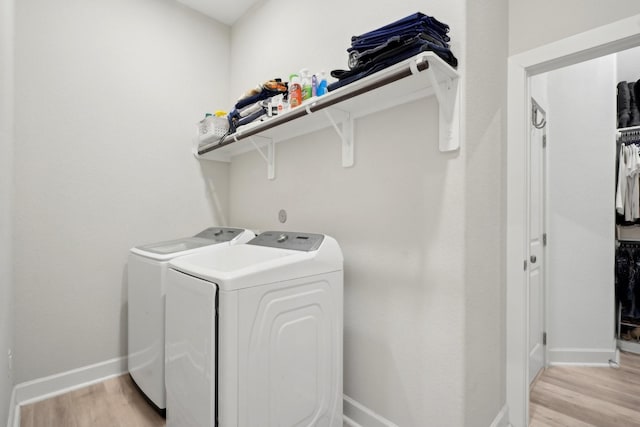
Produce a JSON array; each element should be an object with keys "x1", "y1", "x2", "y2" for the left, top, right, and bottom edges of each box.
[{"x1": 289, "y1": 74, "x2": 302, "y2": 108}]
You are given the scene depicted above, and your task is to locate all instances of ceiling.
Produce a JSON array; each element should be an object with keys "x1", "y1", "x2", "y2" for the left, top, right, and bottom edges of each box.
[{"x1": 176, "y1": 0, "x2": 260, "y2": 25}]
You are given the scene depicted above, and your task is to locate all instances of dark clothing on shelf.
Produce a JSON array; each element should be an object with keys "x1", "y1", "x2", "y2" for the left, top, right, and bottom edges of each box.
[
  {"x1": 329, "y1": 11, "x2": 457, "y2": 92},
  {"x1": 328, "y1": 38, "x2": 457, "y2": 92},
  {"x1": 349, "y1": 12, "x2": 450, "y2": 49},
  {"x1": 228, "y1": 102, "x2": 268, "y2": 133},
  {"x1": 347, "y1": 33, "x2": 452, "y2": 70},
  {"x1": 235, "y1": 88, "x2": 282, "y2": 111},
  {"x1": 617, "y1": 242, "x2": 640, "y2": 320}
]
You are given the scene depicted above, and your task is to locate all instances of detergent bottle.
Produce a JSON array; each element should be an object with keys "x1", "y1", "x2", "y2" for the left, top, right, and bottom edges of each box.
[
  {"x1": 300, "y1": 69, "x2": 312, "y2": 101},
  {"x1": 316, "y1": 71, "x2": 328, "y2": 96},
  {"x1": 289, "y1": 74, "x2": 302, "y2": 108}
]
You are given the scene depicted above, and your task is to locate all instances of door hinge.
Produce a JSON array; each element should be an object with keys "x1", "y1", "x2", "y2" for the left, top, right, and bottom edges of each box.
[
  {"x1": 543, "y1": 233, "x2": 547, "y2": 246},
  {"x1": 543, "y1": 135, "x2": 547, "y2": 148},
  {"x1": 543, "y1": 332, "x2": 547, "y2": 346},
  {"x1": 524, "y1": 260, "x2": 528, "y2": 271}
]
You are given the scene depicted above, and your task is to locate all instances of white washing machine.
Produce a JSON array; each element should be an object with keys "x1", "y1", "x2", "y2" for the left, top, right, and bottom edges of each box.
[
  {"x1": 165, "y1": 231, "x2": 343, "y2": 427},
  {"x1": 128, "y1": 227, "x2": 255, "y2": 411}
]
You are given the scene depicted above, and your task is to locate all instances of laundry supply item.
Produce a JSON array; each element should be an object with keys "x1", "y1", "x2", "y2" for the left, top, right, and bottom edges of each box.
[
  {"x1": 311, "y1": 74, "x2": 318, "y2": 97},
  {"x1": 289, "y1": 74, "x2": 302, "y2": 108},
  {"x1": 212, "y1": 111, "x2": 229, "y2": 137},
  {"x1": 300, "y1": 68, "x2": 312, "y2": 100},
  {"x1": 328, "y1": 11, "x2": 457, "y2": 92},
  {"x1": 316, "y1": 71, "x2": 328, "y2": 96},
  {"x1": 267, "y1": 94, "x2": 285, "y2": 117}
]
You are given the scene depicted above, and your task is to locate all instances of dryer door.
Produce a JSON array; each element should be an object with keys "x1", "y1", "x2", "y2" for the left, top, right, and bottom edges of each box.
[{"x1": 165, "y1": 268, "x2": 217, "y2": 427}]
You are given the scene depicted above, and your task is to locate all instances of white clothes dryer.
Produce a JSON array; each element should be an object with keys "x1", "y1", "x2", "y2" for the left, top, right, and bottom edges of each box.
[
  {"x1": 127, "y1": 227, "x2": 254, "y2": 411},
  {"x1": 165, "y1": 231, "x2": 343, "y2": 427}
]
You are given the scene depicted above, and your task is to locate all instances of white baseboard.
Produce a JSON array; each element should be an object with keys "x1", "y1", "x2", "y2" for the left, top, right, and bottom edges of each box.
[
  {"x1": 342, "y1": 395, "x2": 398, "y2": 427},
  {"x1": 490, "y1": 404, "x2": 509, "y2": 427},
  {"x1": 12, "y1": 356, "x2": 127, "y2": 409},
  {"x1": 343, "y1": 397, "x2": 509, "y2": 427},
  {"x1": 548, "y1": 345, "x2": 618, "y2": 366}
]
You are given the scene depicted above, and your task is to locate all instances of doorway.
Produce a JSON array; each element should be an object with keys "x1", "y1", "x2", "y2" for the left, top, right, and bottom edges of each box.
[{"x1": 506, "y1": 14, "x2": 640, "y2": 427}]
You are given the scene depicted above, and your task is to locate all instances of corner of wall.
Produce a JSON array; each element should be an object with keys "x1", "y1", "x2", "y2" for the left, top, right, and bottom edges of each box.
[
  {"x1": 0, "y1": 0, "x2": 15, "y2": 425},
  {"x1": 463, "y1": 0, "x2": 509, "y2": 425}
]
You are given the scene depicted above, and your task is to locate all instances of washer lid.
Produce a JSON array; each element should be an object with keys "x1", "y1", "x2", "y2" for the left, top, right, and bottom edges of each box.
[
  {"x1": 135, "y1": 237, "x2": 214, "y2": 255},
  {"x1": 169, "y1": 233, "x2": 343, "y2": 291},
  {"x1": 130, "y1": 227, "x2": 253, "y2": 260}
]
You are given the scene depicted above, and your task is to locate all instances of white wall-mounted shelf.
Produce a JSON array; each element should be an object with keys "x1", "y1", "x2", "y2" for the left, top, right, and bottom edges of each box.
[{"x1": 194, "y1": 51, "x2": 460, "y2": 179}]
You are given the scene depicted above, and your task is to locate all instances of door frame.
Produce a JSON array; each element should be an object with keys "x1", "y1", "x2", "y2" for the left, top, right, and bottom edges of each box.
[{"x1": 506, "y1": 14, "x2": 640, "y2": 427}]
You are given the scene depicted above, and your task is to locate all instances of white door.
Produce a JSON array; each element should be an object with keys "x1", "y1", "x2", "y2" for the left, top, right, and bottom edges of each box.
[{"x1": 528, "y1": 98, "x2": 546, "y2": 385}]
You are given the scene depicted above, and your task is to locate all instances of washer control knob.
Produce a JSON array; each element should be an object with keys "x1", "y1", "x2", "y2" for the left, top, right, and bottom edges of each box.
[{"x1": 277, "y1": 233, "x2": 288, "y2": 243}]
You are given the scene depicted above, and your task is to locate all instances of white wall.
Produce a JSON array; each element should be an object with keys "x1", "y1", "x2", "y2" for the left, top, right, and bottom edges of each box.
[
  {"x1": 509, "y1": 0, "x2": 640, "y2": 55},
  {"x1": 0, "y1": 0, "x2": 15, "y2": 422},
  {"x1": 229, "y1": 1, "x2": 464, "y2": 106},
  {"x1": 545, "y1": 55, "x2": 616, "y2": 363},
  {"x1": 464, "y1": 0, "x2": 508, "y2": 424},
  {"x1": 229, "y1": 2, "x2": 470, "y2": 425},
  {"x1": 13, "y1": 0, "x2": 230, "y2": 382}
]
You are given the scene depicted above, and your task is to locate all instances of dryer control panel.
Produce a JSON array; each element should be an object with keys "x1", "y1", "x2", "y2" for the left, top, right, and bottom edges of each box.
[{"x1": 248, "y1": 231, "x2": 324, "y2": 251}]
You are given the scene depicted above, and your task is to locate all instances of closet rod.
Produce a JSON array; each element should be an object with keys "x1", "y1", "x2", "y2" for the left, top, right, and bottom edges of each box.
[{"x1": 619, "y1": 125, "x2": 640, "y2": 132}]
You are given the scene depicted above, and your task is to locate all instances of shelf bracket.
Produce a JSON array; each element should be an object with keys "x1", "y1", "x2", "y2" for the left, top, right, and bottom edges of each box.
[
  {"x1": 424, "y1": 68, "x2": 460, "y2": 152},
  {"x1": 248, "y1": 136, "x2": 275, "y2": 180},
  {"x1": 324, "y1": 109, "x2": 354, "y2": 167}
]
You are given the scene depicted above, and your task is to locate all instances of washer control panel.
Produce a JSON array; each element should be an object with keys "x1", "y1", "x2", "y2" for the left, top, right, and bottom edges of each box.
[
  {"x1": 194, "y1": 227, "x2": 247, "y2": 242},
  {"x1": 248, "y1": 231, "x2": 324, "y2": 251}
]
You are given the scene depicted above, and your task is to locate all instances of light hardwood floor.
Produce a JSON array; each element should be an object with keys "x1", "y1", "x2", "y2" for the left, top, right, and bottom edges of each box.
[
  {"x1": 18, "y1": 352, "x2": 640, "y2": 427},
  {"x1": 19, "y1": 374, "x2": 165, "y2": 427},
  {"x1": 530, "y1": 351, "x2": 640, "y2": 427}
]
